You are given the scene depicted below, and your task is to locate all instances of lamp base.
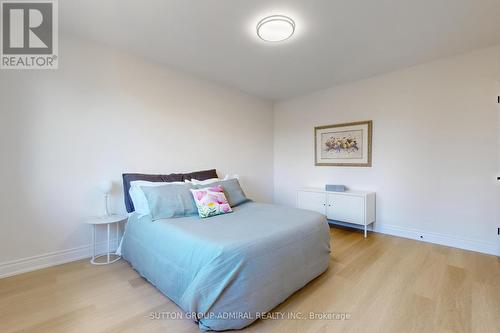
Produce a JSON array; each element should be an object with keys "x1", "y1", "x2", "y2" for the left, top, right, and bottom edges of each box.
[{"x1": 103, "y1": 193, "x2": 109, "y2": 217}]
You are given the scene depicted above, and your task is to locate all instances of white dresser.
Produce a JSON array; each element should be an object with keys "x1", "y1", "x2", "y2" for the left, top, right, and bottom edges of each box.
[{"x1": 297, "y1": 188, "x2": 376, "y2": 237}]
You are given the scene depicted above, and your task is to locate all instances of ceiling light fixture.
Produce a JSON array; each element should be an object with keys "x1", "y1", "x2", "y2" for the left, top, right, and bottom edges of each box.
[{"x1": 256, "y1": 15, "x2": 295, "y2": 42}]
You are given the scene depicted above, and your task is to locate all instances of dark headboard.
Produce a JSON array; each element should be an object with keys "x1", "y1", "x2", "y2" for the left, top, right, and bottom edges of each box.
[{"x1": 122, "y1": 169, "x2": 218, "y2": 213}]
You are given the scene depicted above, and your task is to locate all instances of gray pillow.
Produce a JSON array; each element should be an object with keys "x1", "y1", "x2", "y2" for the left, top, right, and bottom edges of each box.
[
  {"x1": 196, "y1": 178, "x2": 249, "y2": 207},
  {"x1": 141, "y1": 183, "x2": 197, "y2": 220}
]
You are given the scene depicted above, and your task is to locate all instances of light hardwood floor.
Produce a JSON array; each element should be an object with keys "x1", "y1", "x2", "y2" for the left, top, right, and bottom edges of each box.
[{"x1": 1, "y1": 227, "x2": 499, "y2": 333}]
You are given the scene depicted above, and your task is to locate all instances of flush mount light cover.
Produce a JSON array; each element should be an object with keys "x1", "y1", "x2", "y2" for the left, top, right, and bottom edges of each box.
[{"x1": 256, "y1": 15, "x2": 295, "y2": 42}]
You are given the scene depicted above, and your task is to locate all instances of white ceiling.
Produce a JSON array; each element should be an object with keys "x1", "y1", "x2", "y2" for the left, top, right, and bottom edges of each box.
[{"x1": 61, "y1": 0, "x2": 500, "y2": 101}]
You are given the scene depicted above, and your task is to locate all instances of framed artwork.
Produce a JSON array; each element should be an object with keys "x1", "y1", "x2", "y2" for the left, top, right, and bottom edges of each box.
[{"x1": 314, "y1": 120, "x2": 372, "y2": 167}]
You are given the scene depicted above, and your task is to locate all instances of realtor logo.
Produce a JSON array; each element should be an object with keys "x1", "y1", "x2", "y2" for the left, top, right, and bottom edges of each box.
[{"x1": 1, "y1": 0, "x2": 58, "y2": 69}]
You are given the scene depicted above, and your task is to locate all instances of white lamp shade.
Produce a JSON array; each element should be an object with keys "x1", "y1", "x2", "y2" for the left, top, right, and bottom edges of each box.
[{"x1": 99, "y1": 180, "x2": 113, "y2": 194}]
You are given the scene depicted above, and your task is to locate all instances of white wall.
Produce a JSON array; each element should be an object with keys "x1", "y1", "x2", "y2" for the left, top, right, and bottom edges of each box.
[
  {"x1": 0, "y1": 36, "x2": 274, "y2": 274},
  {"x1": 274, "y1": 45, "x2": 500, "y2": 255}
]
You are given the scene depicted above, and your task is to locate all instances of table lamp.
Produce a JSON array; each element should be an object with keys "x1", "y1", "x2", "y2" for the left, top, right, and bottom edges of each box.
[{"x1": 100, "y1": 180, "x2": 113, "y2": 217}]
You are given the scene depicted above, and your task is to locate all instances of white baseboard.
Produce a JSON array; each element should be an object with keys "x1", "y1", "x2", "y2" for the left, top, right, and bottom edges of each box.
[
  {"x1": 374, "y1": 224, "x2": 499, "y2": 256},
  {"x1": 328, "y1": 220, "x2": 500, "y2": 256},
  {"x1": 0, "y1": 240, "x2": 119, "y2": 279}
]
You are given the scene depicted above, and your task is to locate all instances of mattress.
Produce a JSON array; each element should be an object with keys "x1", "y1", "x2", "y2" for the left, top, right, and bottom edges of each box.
[{"x1": 121, "y1": 201, "x2": 331, "y2": 331}]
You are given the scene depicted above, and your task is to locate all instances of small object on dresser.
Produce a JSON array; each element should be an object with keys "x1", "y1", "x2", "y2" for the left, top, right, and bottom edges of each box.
[{"x1": 325, "y1": 184, "x2": 346, "y2": 192}]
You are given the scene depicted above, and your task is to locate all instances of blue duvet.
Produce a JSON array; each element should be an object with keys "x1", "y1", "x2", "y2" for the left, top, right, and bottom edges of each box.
[{"x1": 121, "y1": 202, "x2": 330, "y2": 331}]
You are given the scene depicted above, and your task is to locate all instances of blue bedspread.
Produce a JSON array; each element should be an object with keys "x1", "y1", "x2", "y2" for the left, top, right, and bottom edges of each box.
[{"x1": 121, "y1": 202, "x2": 330, "y2": 331}]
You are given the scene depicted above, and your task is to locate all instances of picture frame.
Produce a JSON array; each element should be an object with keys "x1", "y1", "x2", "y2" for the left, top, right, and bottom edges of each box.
[{"x1": 314, "y1": 120, "x2": 372, "y2": 167}]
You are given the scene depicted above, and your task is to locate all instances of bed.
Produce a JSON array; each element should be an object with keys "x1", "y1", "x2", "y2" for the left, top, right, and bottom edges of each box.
[{"x1": 119, "y1": 171, "x2": 331, "y2": 331}]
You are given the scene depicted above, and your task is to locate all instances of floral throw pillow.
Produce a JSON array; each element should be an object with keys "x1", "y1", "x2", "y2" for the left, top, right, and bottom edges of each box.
[{"x1": 190, "y1": 185, "x2": 233, "y2": 218}]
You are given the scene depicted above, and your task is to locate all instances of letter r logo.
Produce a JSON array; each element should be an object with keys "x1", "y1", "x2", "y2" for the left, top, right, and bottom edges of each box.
[{"x1": 2, "y1": 1, "x2": 53, "y2": 54}]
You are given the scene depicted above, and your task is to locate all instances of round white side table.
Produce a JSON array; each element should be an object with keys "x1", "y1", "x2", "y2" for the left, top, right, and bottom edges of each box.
[{"x1": 84, "y1": 215, "x2": 128, "y2": 265}]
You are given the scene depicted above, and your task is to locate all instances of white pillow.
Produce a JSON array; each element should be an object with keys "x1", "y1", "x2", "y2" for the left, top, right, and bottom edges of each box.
[
  {"x1": 185, "y1": 175, "x2": 240, "y2": 185},
  {"x1": 129, "y1": 181, "x2": 184, "y2": 217},
  {"x1": 184, "y1": 177, "x2": 220, "y2": 186}
]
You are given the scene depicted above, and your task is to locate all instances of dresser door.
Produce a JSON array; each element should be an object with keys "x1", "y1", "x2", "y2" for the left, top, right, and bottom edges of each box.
[
  {"x1": 297, "y1": 191, "x2": 326, "y2": 215},
  {"x1": 327, "y1": 194, "x2": 364, "y2": 225}
]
